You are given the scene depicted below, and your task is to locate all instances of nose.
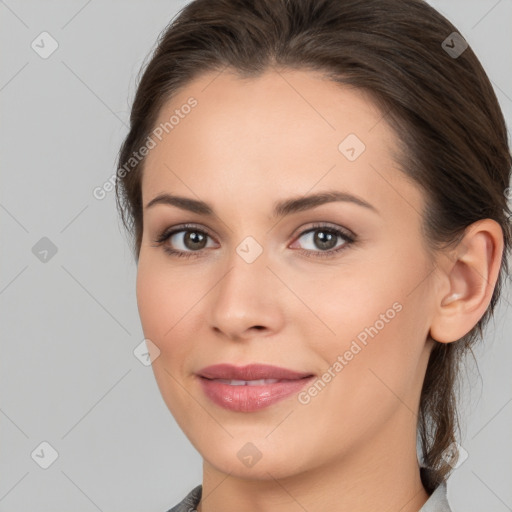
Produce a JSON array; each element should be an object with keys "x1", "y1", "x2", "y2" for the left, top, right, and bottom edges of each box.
[{"x1": 207, "y1": 246, "x2": 285, "y2": 341}]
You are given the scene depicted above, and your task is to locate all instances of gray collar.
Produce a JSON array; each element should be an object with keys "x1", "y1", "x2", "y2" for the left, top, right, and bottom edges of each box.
[
  {"x1": 419, "y1": 480, "x2": 452, "y2": 512},
  {"x1": 166, "y1": 480, "x2": 452, "y2": 512}
]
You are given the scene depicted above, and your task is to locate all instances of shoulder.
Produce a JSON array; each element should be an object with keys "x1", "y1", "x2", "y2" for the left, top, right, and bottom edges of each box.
[{"x1": 164, "y1": 484, "x2": 202, "y2": 512}]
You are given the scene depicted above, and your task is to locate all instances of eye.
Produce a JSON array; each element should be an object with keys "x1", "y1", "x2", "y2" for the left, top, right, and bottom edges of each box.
[
  {"x1": 151, "y1": 222, "x2": 356, "y2": 259},
  {"x1": 290, "y1": 223, "x2": 355, "y2": 259},
  {"x1": 151, "y1": 223, "x2": 216, "y2": 259}
]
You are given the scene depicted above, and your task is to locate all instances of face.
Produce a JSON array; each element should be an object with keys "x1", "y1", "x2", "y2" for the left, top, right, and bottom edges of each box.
[{"x1": 136, "y1": 68, "x2": 437, "y2": 480}]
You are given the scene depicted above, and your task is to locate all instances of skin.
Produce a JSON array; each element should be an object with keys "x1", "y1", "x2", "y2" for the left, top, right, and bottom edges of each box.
[{"x1": 136, "y1": 68, "x2": 503, "y2": 512}]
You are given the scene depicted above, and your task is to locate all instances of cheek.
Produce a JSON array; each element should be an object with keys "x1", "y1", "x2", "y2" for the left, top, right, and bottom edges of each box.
[
  {"x1": 136, "y1": 254, "x2": 192, "y2": 335},
  {"x1": 303, "y1": 255, "x2": 428, "y2": 398},
  {"x1": 136, "y1": 259, "x2": 194, "y2": 416},
  {"x1": 136, "y1": 261, "x2": 165, "y2": 339},
  {"x1": 135, "y1": 257, "x2": 186, "y2": 357},
  {"x1": 135, "y1": 256, "x2": 206, "y2": 378}
]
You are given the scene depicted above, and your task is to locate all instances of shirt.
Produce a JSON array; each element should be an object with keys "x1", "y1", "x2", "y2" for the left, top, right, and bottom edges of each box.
[{"x1": 165, "y1": 480, "x2": 452, "y2": 512}]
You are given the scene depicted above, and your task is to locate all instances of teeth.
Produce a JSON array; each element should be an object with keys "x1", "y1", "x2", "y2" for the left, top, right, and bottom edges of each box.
[{"x1": 215, "y1": 378, "x2": 280, "y2": 386}]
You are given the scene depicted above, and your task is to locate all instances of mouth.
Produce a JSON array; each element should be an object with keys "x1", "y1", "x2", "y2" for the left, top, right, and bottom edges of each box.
[
  {"x1": 201, "y1": 378, "x2": 306, "y2": 385},
  {"x1": 197, "y1": 362, "x2": 314, "y2": 381},
  {"x1": 196, "y1": 364, "x2": 315, "y2": 412}
]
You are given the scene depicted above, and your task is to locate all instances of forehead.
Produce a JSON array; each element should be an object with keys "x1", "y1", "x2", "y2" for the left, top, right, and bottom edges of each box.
[{"x1": 140, "y1": 68, "x2": 423, "y2": 219}]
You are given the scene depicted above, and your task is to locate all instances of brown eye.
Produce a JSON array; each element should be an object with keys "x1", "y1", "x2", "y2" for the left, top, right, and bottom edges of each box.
[
  {"x1": 293, "y1": 224, "x2": 354, "y2": 257},
  {"x1": 178, "y1": 230, "x2": 208, "y2": 251},
  {"x1": 152, "y1": 224, "x2": 216, "y2": 259},
  {"x1": 306, "y1": 229, "x2": 339, "y2": 251},
  {"x1": 153, "y1": 223, "x2": 355, "y2": 260}
]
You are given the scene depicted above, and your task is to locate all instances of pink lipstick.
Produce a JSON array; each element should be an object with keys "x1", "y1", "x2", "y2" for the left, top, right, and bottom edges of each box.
[{"x1": 197, "y1": 363, "x2": 315, "y2": 412}]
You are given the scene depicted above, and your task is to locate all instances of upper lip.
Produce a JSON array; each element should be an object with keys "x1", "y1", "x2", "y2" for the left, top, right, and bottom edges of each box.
[{"x1": 197, "y1": 363, "x2": 314, "y2": 381}]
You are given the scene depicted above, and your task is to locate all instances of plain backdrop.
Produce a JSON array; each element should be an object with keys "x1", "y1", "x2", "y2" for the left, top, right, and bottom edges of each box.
[{"x1": 1, "y1": 0, "x2": 511, "y2": 511}]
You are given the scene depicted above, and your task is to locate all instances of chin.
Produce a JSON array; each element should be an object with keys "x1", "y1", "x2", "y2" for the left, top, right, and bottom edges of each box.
[{"x1": 200, "y1": 438, "x2": 313, "y2": 481}]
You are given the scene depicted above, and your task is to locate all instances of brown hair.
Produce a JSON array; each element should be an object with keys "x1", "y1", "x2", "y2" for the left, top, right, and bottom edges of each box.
[{"x1": 115, "y1": 0, "x2": 511, "y2": 493}]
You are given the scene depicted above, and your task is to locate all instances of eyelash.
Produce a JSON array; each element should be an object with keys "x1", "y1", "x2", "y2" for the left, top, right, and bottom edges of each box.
[{"x1": 151, "y1": 222, "x2": 356, "y2": 260}]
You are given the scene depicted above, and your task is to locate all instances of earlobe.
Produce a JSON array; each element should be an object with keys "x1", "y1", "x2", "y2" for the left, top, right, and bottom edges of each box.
[{"x1": 429, "y1": 219, "x2": 504, "y2": 344}]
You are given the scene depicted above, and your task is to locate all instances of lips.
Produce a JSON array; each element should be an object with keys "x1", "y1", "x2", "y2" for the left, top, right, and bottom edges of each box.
[
  {"x1": 196, "y1": 363, "x2": 315, "y2": 412},
  {"x1": 197, "y1": 363, "x2": 314, "y2": 381}
]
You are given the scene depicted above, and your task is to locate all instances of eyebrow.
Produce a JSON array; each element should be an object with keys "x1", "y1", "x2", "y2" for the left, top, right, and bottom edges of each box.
[{"x1": 144, "y1": 190, "x2": 379, "y2": 217}]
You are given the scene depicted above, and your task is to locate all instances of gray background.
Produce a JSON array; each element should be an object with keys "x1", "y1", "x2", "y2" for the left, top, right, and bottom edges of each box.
[{"x1": 1, "y1": 1, "x2": 511, "y2": 511}]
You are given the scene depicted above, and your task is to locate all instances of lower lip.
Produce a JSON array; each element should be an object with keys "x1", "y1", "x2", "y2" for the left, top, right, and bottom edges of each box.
[{"x1": 198, "y1": 376, "x2": 314, "y2": 412}]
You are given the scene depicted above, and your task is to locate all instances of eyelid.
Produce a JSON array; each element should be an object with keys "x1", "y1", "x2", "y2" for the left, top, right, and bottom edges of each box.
[
  {"x1": 290, "y1": 221, "x2": 355, "y2": 241},
  {"x1": 155, "y1": 221, "x2": 354, "y2": 242},
  {"x1": 152, "y1": 221, "x2": 356, "y2": 259},
  {"x1": 154, "y1": 222, "x2": 218, "y2": 245}
]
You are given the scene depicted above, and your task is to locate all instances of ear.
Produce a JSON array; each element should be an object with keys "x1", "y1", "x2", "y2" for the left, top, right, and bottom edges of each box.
[{"x1": 429, "y1": 219, "x2": 504, "y2": 343}]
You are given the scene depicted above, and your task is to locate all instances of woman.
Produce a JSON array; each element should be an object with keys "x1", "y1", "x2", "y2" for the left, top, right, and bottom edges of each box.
[{"x1": 115, "y1": 0, "x2": 511, "y2": 510}]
